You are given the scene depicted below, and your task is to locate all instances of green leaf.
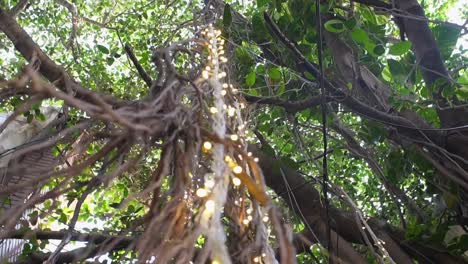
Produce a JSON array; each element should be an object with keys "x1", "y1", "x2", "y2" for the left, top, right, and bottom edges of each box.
[
  {"x1": 389, "y1": 41, "x2": 412, "y2": 56},
  {"x1": 223, "y1": 4, "x2": 232, "y2": 28},
  {"x1": 257, "y1": 0, "x2": 269, "y2": 8},
  {"x1": 373, "y1": 45, "x2": 385, "y2": 56},
  {"x1": 26, "y1": 114, "x2": 33, "y2": 123},
  {"x1": 268, "y1": 67, "x2": 282, "y2": 81},
  {"x1": 344, "y1": 17, "x2": 357, "y2": 30},
  {"x1": 432, "y1": 24, "x2": 461, "y2": 60},
  {"x1": 106, "y1": 57, "x2": 115, "y2": 66},
  {"x1": 387, "y1": 59, "x2": 406, "y2": 83},
  {"x1": 245, "y1": 71, "x2": 256, "y2": 86},
  {"x1": 457, "y1": 70, "x2": 468, "y2": 85},
  {"x1": 351, "y1": 28, "x2": 369, "y2": 43},
  {"x1": 304, "y1": 71, "x2": 315, "y2": 80},
  {"x1": 37, "y1": 113, "x2": 46, "y2": 121},
  {"x1": 324, "y1": 19, "x2": 346, "y2": 33},
  {"x1": 96, "y1": 44, "x2": 110, "y2": 54}
]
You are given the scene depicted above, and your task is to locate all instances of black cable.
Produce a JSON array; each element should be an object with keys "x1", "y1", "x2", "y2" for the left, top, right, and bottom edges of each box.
[{"x1": 315, "y1": 1, "x2": 332, "y2": 262}]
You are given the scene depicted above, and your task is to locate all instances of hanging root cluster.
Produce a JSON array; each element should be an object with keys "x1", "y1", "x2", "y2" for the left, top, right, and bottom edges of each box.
[{"x1": 0, "y1": 25, "x2": 296, "y2": 263}]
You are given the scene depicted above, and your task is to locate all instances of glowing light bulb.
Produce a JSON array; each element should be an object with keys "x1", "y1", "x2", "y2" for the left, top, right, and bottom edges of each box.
[
  {"x1": 243, "y1": 219, "x2": 249, "y2": 225},
  {"x1": 209, "y1": 107, "x2": 218, "y2": 114},
  {"x1": 232, "y1": 177, "x2": 241, "y2": 186},
  {"x1": 203, "y1": 141, "x2": 212, "y2": 150},
  {"x1": 262, "y1": 216, "x2": 269, "y2": 222},
  {"x1": 196, "y1": 188, "x2": 208, "y2": 197},
  {"x1": 205, "y1": 179, "x2": 215, "y2": 188},
  {"x1": 221, "y1": 90, "x2": 227, "y2": 96},
  {"x1": 227, "y1": 108, "x2": 236, "y2": 117},
  {"x1": 205, "y1": 66, "x2": 211, "y2": 71},
  {"x1": 247, "y1": 152, "x2": 252, "y2": 157},
  {"x1": 247, "y1": 215, "x2": 253, "y2": 221},
  {"x1": 254, "y1": 157, "x2": 259, "y2": 162},
  {"x1": 230, "y1": 134, "x2": 239, "y2": 141},
  {"x1": 246, "y1": 208, "x2": 252, "y2": 214},
  {"x1": 202, "y1": 71, "x2": 209, "y2": 79},
  {"x1": 253, "y1": 257, "x2": 260, "y2": 263},
  {"x1": 222, "y1": 83, "x2": 228, "y2": 88},
  {"x1": 233, "y1": 166, "x2": 243, "y2": 174},
  {"x1": 205, "y1": 200, "x2": 215, "y2": 212}
]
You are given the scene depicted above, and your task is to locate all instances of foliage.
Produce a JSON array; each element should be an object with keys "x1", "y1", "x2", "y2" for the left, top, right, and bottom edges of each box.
[{"x1": 0, "y1": 0, "x2": 468, "y2": 263}]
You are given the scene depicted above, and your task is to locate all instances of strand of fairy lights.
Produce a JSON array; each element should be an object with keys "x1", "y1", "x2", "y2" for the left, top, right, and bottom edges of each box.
[
  {"x1": 196, "y1": 25, "x2": 277, "y2": 264},
  {"x1": 199, "y1": 25, "x2": 232, "y2": 264}
]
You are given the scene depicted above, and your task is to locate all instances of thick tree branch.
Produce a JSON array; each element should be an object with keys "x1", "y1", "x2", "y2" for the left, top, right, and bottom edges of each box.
[
  {"x1": 0, "y1": 8, "x2": 123, "y2": 106},
  {"x1": 252, "y1": 145, "x2": 467, "y2": 263},
  {"x1": 244, "y1": 94, "x2": 328, "y2": 112}
]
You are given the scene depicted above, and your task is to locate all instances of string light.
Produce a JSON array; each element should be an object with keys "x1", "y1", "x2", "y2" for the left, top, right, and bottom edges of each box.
[
  {"x1": 196, "y1": 188, "x2": 208, "y2": 197},
  {"x1": 233, "y1": 166, "x2": 243, "y2": 174},
  {"x1": 262, "y1": 216, "x2": 269, "y2": 222},
  {"x1": 227, "y1": 107, "x2": 236, "y2": 117},
  {"x1": 232, "y1": 177, "x2": 241, "y2": 186},
  {"x1": 205, "y1": 200, "x2": 215, "y2": 213},
  {"x1": 253, "y1": 256, "x2": 260, "y2": 263},
  {"x1": 203, "y1": 141, "x2": 212, "y2": 151},
  {"x1": 230, "y1": 134, "x2": 239, "y2": 141},
  {"x1": 205, "y1": 179, "x2": 215, "y2": 189},
  {"x1": 209, "y1": 107, "x2": 218, "y2": 114},
  {"x1": 254, "y1": 157, "x2": 259, "y2": 162},
  {"x1": 242, "y1": 219, "x2": 249, "y2": 225}
]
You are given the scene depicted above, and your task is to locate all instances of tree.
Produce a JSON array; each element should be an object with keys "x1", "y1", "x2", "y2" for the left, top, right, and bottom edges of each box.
[{"x1": 0, "y1": 0, "x2": 467, "y2": 263}]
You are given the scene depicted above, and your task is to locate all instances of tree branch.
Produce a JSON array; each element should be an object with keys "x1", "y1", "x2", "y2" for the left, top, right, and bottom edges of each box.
[
  {"x1": 124, "y1": 44, "x2": 153, "y2": 88},
  {"x1": 244, "y1": 94, "x2": 328, "y2": 112}
]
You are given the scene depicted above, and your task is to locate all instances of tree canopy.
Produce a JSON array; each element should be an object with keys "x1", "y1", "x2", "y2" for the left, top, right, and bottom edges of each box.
[{"x1": 0, "y1": 0, "x2": 467, "y2": 263}]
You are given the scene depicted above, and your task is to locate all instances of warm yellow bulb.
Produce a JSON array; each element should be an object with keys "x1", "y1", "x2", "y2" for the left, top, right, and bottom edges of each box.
[
  {"x1": 242, "y1": 219, "x2": 249, "y2": 225},
  {"x1": 230, "y1": 134, "x2": 239, "y2": 141},
  {"x1": 262, "y1": 216, "x2": 269, "y2": 222},
  {"x1": 232, "y1": 177, "x2": 241, "y2": 186},
  {"x1": 254, "y1": 157, "x2": 259, "y2": 162},
  {"x1": 233, "y1": 166, "x2": 242, "y2": 174},
  {"x1": 202, "y1": 71, "x2": 209, "y2": 79},
  {"x1": 221, "y1": 90, "x2": 227, "y2": 96},
  {"x1": 253, "y1": 256, "x2": 260, "y2": 263},
  {"x1": 196, "y1": 188, "x2": 208, "y2": 197},
  {"x1": 222, "y1": 83, "x2": 228, "y2": 88},
  {"x1": 203, "y1": 141, "x2": 212, "y2": 150},
  {"x1": 209, "y1": 107, "x2": 218, "y2": 114}
]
